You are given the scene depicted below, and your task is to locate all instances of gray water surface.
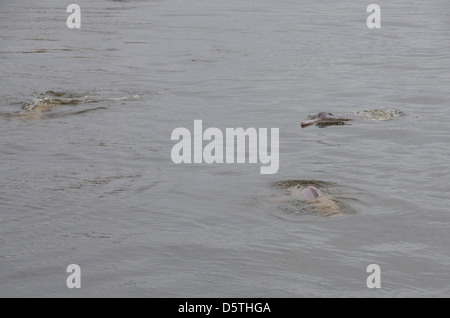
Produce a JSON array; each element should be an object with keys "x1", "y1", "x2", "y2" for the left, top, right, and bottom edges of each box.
[{"x1": 1, "y1": 0, "x2": 450, "y2": 297}]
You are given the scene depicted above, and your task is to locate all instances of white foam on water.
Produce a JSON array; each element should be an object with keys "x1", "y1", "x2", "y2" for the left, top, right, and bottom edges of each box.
[
  {"x1": 357, "y1": 109, "x2": 405, "y2": 121},
  {"x1": 109, "y1": 94, "x2": 141, "y2": 101}
]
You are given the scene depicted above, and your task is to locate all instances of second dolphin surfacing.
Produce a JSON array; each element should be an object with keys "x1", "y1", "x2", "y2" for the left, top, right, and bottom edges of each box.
[
  {"x1": 272, "y1": 181, "x2": 341, "y2": 216},
  {"x1": 300, "y1": 109, "x2": 405, "y2": 128}
]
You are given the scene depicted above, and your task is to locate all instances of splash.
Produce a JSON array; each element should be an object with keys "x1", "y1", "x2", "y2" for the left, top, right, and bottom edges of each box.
[
  {"x1": 109, "y1": 95, "x2": 141, "y2": 101},
  {"x1": 14, "y1": 90, "x2": 143, "y2": 119},
  {"x1": 22, "y1": 90, "x2": 142, "y2": 111},
  {"x1": 23, "y1": 93, "x2": 87, "y2": 111},
  {"x1": 356, "y1": 108, "x2": 405, "y2": 121}
]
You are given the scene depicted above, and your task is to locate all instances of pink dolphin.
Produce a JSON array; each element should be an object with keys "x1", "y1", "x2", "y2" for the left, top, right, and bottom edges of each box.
[
  {"x1": 301, "y1": 112, "x2": 357, "y2": 128},
  {"x1": 300, "y1": 186, "x2": 320, "y2": 201}
]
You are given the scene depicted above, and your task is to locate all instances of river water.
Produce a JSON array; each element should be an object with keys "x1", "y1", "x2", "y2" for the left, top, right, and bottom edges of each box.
[{"x1": 1, "y1": 0, "x2": 450, "y2": 297}]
